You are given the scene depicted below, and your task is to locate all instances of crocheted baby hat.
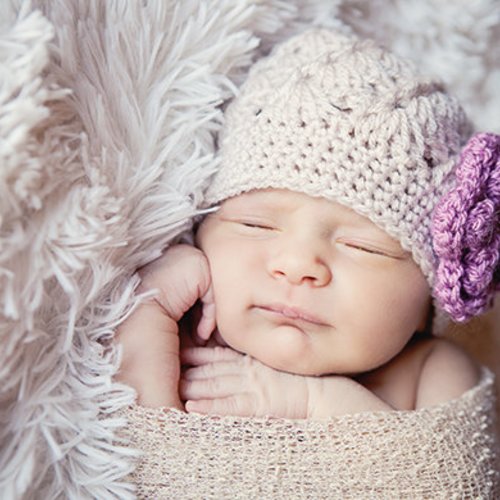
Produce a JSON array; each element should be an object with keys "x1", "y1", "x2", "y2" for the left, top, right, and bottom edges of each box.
[{"x1": 205, "y1": 29, "x2": 500, "y2": 324}]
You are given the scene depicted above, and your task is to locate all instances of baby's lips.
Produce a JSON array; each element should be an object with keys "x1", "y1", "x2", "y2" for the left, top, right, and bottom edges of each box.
[{"x1": 256, "y1": 303, "x2": 329, "y2": 326}]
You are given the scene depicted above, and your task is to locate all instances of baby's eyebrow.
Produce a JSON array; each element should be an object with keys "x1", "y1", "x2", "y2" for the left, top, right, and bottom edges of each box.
[{"x1": 221, "y1": 199, "x2": 284, "y2": 213}]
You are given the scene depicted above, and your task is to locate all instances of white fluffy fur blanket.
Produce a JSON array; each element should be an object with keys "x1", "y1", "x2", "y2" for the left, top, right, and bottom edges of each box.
[{"x1": 1, "y1": 1, "x2": 499, "y2": 498}]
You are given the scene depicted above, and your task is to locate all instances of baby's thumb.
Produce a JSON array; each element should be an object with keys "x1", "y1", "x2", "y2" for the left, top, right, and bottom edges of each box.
[{"x1": 197, "y1": 286, "x2": 216, "y2": 341}]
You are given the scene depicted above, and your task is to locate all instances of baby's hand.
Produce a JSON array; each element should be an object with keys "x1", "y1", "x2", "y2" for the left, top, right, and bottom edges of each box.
[
  {"x1": 138, "y1": 244, "x2": 216, "y2": 341},
  {"x1": 180, "y1": 347, "x2": 310, "y2": 418},
  {"x1": 115, "y1": 245, "x2": 216, "y2": 408}
]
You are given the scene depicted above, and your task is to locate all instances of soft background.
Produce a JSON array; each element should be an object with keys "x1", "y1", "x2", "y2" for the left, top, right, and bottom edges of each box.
[{"x1": 0, "y1": 1, "x2": 498, "y2": 498}]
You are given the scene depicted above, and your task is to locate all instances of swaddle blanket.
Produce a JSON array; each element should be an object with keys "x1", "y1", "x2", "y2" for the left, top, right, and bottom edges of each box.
[{"x1": 120, "y1": 368, "x2": 499, "y2": 499}]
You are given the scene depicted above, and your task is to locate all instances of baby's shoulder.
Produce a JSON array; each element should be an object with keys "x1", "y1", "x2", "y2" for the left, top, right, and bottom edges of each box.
[
  {"x1": 359, "y1": 337, "x2": 480, "y2": 411},
  {"x1": 414, "y1": 337, "x2": 480, "y2": 409}
]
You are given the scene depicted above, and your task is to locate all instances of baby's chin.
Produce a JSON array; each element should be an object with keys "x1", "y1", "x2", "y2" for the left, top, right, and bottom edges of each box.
[{"x1": 218, "y1": 322, "x2": 332, "y2": 374}]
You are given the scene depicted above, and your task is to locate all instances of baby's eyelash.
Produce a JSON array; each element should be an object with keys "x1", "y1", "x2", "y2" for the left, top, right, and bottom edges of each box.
[
  {"x1": 342, "y1": 242, "x2": 389, "y2": 257},
  {"x1": 240, "y1": 221, "x2": 273, "y2": 230}
]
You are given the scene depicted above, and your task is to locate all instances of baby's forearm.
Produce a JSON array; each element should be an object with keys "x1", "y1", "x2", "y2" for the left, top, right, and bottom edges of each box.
[
  {"x1": 116, "y1": 301, "x2": 182, "y2": 409},
  {"x1": 306, "y1": 376, "x2": 392, "y2": 418}
]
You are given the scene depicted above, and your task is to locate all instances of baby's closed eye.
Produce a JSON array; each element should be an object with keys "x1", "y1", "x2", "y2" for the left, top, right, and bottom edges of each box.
[
  {"x1": 224, "y1": 216, "x2": 278, "y2": 232},
  {"x1": 336, "y1": 238, "x2": 405, "y2": 259},
  {"x1": 240, "y1": 220, "x2": 275, "y2": 230}
]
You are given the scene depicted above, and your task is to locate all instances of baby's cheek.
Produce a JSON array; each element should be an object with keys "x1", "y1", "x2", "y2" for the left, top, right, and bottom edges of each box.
[{"x1": 210, "y1": 294, "x2": 242, "y2": 346}]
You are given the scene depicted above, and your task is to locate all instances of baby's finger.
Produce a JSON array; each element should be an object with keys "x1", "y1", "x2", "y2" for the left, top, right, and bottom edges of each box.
[
  {"x1": 180, "y1": 374, "x2": 243, "y2": 401},
  {"x1": 181, "y1": 346, "x2": 242, "y2": 365},
  {"x1": 196, "y1": 300, "x2": 216, "y2": 341},
  {"x1": 185, "y1": 395, "x2": 255, "y2": 417},
  {"x1": 183, "y1": 361, "x2": 239, "y2": 381}
]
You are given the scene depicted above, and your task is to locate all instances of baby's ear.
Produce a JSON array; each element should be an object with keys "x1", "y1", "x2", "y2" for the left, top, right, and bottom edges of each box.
[{"x1": 432, "y1": 132, "x2": 500, "y2": 323}]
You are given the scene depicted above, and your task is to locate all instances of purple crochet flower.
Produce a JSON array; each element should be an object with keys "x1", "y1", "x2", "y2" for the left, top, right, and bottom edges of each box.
[{"x1": 432, "y1": 132, "x2": 500, "y2": 322}]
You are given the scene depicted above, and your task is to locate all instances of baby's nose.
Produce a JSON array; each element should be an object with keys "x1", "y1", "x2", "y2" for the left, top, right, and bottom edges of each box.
[{"x1": 268, "y1": 245, "x2": 332, "y2": 287}]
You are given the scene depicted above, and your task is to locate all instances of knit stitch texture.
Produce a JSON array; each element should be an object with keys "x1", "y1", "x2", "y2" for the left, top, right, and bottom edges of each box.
[
  {"x1": 119, "y1": 368, "x2": 499, "y2": 499},
  {"x1": 432, "y1": 132, "x2": 500, "y2": 322},
  {"x1": 205, "y1": 29, "x2": 472, "y2": 285}
]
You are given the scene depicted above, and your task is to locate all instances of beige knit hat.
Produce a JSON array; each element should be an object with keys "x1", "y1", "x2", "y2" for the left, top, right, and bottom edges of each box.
[{"x1": 205, "y1": 29, "x2": 472, "y2": 286}]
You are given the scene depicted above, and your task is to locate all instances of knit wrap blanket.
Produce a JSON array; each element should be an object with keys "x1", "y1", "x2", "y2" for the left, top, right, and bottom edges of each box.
[{"x1": 120, "y1": 368, "x2": 499, "y2": 499}]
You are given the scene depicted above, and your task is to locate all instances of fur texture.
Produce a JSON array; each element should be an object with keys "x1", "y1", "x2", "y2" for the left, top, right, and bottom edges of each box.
[{"x1": 1, "y1": 0, "x2": 498, "y2": 498}]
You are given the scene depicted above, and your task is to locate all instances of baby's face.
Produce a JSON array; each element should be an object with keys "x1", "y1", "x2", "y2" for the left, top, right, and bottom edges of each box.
[{"x1": 197, "y1": 189, "x2": 430, "y2": 376}]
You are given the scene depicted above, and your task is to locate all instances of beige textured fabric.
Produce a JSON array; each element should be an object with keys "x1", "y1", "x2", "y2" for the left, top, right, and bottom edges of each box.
[
  {"x1": 205, "y1": 29, "x2": 471, "y2": 285},
  {"x1": 121, "y1": 368, "x2": 499, "y2": 499}
]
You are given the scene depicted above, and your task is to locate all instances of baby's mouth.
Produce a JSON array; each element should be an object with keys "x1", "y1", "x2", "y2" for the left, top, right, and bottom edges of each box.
[{"x1": 255, "y1": 303, "x2": 328, "y2": 326}]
